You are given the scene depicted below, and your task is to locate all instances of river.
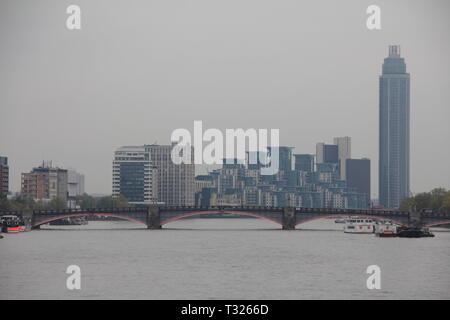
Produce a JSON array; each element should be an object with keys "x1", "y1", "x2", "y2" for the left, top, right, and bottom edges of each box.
[{"x1": 1, "y1": 218, "x2": 449, "y2": 299}]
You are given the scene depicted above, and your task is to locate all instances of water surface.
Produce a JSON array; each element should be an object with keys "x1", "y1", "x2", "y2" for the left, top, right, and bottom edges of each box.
[{"x1": 1, "y1": 218, "x2": 449, "y2": 299}]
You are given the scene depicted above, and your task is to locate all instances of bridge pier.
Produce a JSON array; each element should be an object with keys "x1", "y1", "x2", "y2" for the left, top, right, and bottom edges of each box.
[
  {"x1": 30, "y1": 211, "x2": 39, "y2": 230},
  {"x1": 147, "y1": 205, "x2": 161, "y2": 229},
  {"x1": 282, "y1": 207, "x2": 296, "y2": 230}
]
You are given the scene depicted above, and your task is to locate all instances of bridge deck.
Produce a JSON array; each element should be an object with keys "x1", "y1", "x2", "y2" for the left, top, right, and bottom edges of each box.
[{"x1": 1, "y1": 206, "x2": 449, "y2": 229}]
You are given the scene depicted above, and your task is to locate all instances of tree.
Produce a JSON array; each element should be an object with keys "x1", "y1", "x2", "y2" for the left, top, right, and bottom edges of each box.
[
  {"x1": 399, "y1": 188, "x2": 449, "y2": 213},
  {"x1": 0, "y1": 193, "x2": 11, "y2": 211},
  {"x1": 440, "y1": 191, "x2": 450, "y2": 214},
  {"x1": 414, "y1": 192, "x2": 432, "y2": 211},
  {"x1": 430, "y1": 188, "x2": 447, "y2": 211},
  {"x1": 112, "y1": 195, "x2": 129, "y2": 207},
  {"x1": 96, "y1": 196, "x2": 113, "y2": 208},
  {"x1": 96, "y1": 195, "x2": 129, "y2": 208},
  {"x1": 8, "y1": 194, "x2": 36, "y2": 211},
  {"x1": 0, "y1": 193, "x2": 131, "y2": 211},
  {"x1": 75, "y1": 193, "x2": 97, "y2": 209},
  {"x1": 33, "y1": 200, "x2": 47, "y2": 210},
  {"x1": 48, "y1": 197, "x2": 68, "y2": 210},
  {"x1": 399, "y1": 197, "x2": 415, "y2": 211}
]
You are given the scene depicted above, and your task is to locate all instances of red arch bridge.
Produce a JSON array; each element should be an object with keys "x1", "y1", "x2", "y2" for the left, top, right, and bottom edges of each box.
[{"x1": 1, "y1": 206, "x2": 450, "y2": 230}]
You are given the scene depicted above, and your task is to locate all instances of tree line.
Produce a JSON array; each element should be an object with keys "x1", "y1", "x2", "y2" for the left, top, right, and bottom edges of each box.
[
  {"x1": 0, "y1": 193, "x2": 129, "y2": 211},
  {"x1": 2, "y1": 188, "x2": 448, "y2": 213},
  {"x1": 399, "y1": 188, "x2": 450, "y2": 213}
]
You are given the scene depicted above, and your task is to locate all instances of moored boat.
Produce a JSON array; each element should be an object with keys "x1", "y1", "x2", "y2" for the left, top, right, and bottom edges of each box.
[
  {"x1": 375, "y1": 221, "x2": 398, "y2": 237},
  {"x1": 1, "y1": 215, "x2": 26, "y2": 233},
  {"x1": 343, "y1": 217, "x2": 375, "y2": 234},
  {"x1": 49, "y1": 216, "x2": 88, "y2": 226}
]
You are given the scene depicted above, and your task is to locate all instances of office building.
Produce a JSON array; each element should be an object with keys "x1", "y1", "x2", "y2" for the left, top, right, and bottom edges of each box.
[
  {"x1": 113, "y1": 146, "x2": 158, "y2": 205},
  {"x1": 145, "y1": 144, "x2": 195, "y2": 205},
  {"x1": 0, "y1": 156, "x2": 8, "y2": 195},
  {"x1": 316, "y1": 143, "x2": 339, "y2": 164},
  {"x1": 294, "y1": 154, "x2": 315, "y2": 173},
  {"x1": 346, "y1": 158, "x2": 371, "y2": 206},
  {"x1": 333, "y1": 137, "x2": 351, "y2": 180}
]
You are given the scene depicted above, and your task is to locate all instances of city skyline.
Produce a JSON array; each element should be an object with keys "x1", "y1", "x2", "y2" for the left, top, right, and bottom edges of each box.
[
  {"x1": 1, "y1": 1, "x2": 450, "y2": 197},
  {"x1": 1, "y1": 1, "x2": 449, "y2": 302},
  {"x1": 3, "y1": 136, "x2": 370, "y2": 209}
]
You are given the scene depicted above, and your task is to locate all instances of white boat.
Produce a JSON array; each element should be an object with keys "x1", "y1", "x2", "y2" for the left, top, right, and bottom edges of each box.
[
  {"x1": 343, "y1": 217, "x2": 375, "y2": 234},
  {"x1": 375, "y1": 221, "x2": 398, "y2": 237}
]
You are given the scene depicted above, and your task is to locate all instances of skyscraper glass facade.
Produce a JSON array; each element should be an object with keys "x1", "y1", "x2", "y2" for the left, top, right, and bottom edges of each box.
[
  {"x1": 294, "y1": 154, "x2": 314, "y2": 172},
  {"x1": 112, "y1": 146, "x2": 158, "y2": 205},
  {"x1": 119, "y1": 162, "x2": 146, "y2": 203},
  {"x1": 379, "y1": 45, "x2": 410, "y2": 208}
]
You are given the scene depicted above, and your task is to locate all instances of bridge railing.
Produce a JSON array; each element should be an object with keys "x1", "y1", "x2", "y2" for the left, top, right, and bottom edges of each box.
[
  {"x1": 0, "y1": 210, "x2": 23, "y2": 216},
  {"x1": 159, "y1": 205, "x2": 284, "y2": 211},
  {"x1": 31, "y1": 206, "x2": 151, "y2": 214}
]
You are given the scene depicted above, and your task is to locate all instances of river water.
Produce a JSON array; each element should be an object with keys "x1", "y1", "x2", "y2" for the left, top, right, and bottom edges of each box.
[{"x1": 1, "y1": 218, "x2": 449, "y2": 299}]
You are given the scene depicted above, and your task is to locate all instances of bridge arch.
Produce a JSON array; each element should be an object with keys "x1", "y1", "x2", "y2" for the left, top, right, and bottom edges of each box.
[
  {"x1": 32, "y1": 213, "x2": 147, "y2": 227},
  {"x1": 161, "y1": 210, "x2": 283, "y2": 226},
  {"x1": 424, "y1": 220, "x2": 450, "y2": 227},
  {"x1": 295, "y1": 213, "x2": 408, "y2": 227}
]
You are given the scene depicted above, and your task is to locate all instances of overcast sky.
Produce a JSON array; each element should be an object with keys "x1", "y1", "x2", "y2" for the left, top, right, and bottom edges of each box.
[{"x1": 1, "y1": 0, "x2": 449, "y2": 197}]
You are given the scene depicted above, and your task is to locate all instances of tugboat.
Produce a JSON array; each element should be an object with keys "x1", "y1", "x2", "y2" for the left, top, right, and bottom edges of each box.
[
  {"x1": 1, "y1": 215, "x2": 26, "y2": 233},
  {"x1": 397, "y1": 226, "x2": 435, "y2": 238}
]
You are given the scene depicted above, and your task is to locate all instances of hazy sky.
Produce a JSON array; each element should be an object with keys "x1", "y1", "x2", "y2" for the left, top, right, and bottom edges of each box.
[{"x1": 1, "y1": 0, "x2": 449, "y2": 197}]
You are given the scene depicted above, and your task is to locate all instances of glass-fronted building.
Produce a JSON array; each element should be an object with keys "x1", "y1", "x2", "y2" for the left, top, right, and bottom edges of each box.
[
  {"x1": 294, "y1": 154, "x2": 315, "y2": 172},
  {"x1": 112, "y1": 146, "x2": 158, "y2": 204},
  {"x1": 379, "y1": 45, "x2": 410, "y2": 208}
]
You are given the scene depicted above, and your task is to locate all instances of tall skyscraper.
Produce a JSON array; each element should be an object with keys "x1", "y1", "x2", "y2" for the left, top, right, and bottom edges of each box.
[
  {"x1": 379, "y1": 45, "x2": 410, "y2": 208},
  {"x1": 0, "y1": 156, "x2": 9, "y2": 195},
  {"x1": 333, "y1": 137, "x2": 351, "y2": 180},
  {"x1": 113, "y1": 146, "x2": 158, "y2": 205}
]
